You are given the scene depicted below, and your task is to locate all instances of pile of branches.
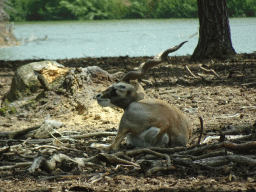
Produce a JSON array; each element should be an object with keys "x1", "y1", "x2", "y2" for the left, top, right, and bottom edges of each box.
[{"x1": 0, "y1": 121, "x2": 256, "y2": 182}]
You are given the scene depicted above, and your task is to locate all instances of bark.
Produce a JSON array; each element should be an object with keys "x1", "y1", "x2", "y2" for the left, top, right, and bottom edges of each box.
[{"x1": 192, "y1": 0, "x2": 236, "y2": 60}]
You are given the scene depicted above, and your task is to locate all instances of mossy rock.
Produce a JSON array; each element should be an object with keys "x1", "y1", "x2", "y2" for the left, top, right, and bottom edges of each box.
[{"x1": 3, "y1": 61, "x2": 67, "y2": 103}]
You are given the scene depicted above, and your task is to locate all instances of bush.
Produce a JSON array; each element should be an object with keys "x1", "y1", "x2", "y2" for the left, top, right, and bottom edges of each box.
[{"x1": 7, "y1": 0, "x2": 256, "y2": 21}]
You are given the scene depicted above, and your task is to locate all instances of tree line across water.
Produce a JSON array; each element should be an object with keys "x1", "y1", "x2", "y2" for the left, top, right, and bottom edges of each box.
[{"x1": 6, "y1": 0, "x2": 256, "y2": 21}]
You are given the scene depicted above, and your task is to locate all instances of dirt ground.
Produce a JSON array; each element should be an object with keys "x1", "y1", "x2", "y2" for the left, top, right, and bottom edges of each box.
[{"x1": 0, "y1": 54, "x2": 255, "y2": 192}]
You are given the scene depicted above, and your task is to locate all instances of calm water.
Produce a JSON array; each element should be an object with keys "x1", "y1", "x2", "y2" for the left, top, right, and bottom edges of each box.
[{"x1": 1, "y1": 18, "x2": 256, "y2": 60}]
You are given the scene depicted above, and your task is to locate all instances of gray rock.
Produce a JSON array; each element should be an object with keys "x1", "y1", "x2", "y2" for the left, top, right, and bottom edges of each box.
[{"x1": 3, "y1": 61, "x2": 66, "y2": 102}]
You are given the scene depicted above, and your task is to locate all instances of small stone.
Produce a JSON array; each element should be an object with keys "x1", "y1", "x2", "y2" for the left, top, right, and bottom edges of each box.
[{"x1": 94, "y1": 114, "x2": 101, "y2": 120}]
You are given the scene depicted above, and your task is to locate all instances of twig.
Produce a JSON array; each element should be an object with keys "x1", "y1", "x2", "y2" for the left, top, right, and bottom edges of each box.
[
  {"x1": 35, "y1": 145, "x2": 61, "y2": 150},
  {"x1": 96, "y1": 153, "x2": 140, "y2": 168},
  {"x1": 197, "y1": 116, "x2": 204, "y2": 145},
  {"x1": 88, "y1": 172, "x2": 109, "y2": 184},
  {"x1": 199, "y1": 64, "x2": 222, "y2": 79},
  {"x1": 0, "y1": 146, "x2": 9, "y2": 154},
  {"x1": 185, "y1": 65, "x2": 202, "y2": 79},
  {"x1": 227, "y1": 155, "x2": 256, "y2": 167},
  {"x1": 241, "y1": 82, "x2": 256, "y2": 86},
  {"x1": 69, "y1": 132, "x2": 117, "y2": 139},
  {"x1": 191, "y1": 149, "x2": 227, "y2": 161},
  {"x1": 0, "y1": 162, "x2": 33, "y2": 171},
  {"x1": 9, "y1": 126, "x2": 40, "y2": 139},
  {"x1": 150, "y1": 146, "x2": 190, "y2": 154},
  {"x1": 38, "y1": 175, "x2": 82, "y2": 181},
  {"x1": 223, "y1": 141, "x2": 256, "y2": 152},
  {"x1": 147, "y1": 165, "x2": 176, "y2": 175},
  {"x1": 28, "y1": 156, "x2": 45, "y2": 173},
  {"x1": 126, "y1": 148, "x2": 171, "y2": 166},
  {"x1": 193, "y1": 156, "x2": 230, "y2": 167},
  {"x1": 193, "y1": 155, "x2": 256, "y2": 167}
]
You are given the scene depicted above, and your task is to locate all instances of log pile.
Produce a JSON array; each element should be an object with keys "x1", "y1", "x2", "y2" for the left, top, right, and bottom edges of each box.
[{"x1": 0, "y1": 120, "x2": 255, "y2": 182}]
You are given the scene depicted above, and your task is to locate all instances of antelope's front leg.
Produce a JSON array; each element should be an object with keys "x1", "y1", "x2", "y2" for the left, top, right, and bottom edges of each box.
[{"x1": 108, "y1": 131, "x2": 128, "y2": 150}]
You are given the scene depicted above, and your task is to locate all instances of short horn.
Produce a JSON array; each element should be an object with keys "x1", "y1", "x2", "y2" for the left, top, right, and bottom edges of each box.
[{"x1": 122, "y1": 41, "x2": 188, "y2": 82}]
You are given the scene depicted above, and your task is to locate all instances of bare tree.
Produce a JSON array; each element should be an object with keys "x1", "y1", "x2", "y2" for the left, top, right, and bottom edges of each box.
[{"x1": 192, "y1": 0, "x2": 236, "y2": 60}]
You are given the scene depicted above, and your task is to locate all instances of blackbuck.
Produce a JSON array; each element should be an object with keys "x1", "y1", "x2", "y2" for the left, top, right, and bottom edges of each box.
[{"x1": 95, "y1": 41, "x2": 191, "y2": 150}]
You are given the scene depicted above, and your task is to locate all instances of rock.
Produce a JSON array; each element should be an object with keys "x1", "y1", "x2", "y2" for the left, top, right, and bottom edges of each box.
[{"x1": 3, "y1": 61, "x2": 69, "y2": 103}]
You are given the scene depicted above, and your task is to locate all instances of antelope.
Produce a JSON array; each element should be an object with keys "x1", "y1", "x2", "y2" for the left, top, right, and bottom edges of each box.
[{"x1": 94, "y1": 41, "x2": 191, "y2": 150}]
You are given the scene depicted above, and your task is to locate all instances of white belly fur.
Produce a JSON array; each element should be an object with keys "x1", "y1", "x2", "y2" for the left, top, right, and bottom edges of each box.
[{"x1": 126, "y1": 127, "x2": 169, "y2": 148}]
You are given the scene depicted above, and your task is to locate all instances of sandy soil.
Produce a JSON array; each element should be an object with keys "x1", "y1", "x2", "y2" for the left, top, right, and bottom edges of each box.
[{"x1": 0, "y1": 54, "x2": 255, "y2": 192}]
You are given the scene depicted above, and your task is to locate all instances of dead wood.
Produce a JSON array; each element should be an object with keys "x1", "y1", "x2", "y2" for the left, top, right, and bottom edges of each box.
[
  {"x1": 223, "y1": 141, "x2": 256, "y2": 152},
  {"x1": 96, "y1": 153, "x2": 140, "y2": 168},
  {"x1": 28, "y1": 156, "x2": 45, "y2": 173},
  {"x1": 9, "y1": 126, "x2": 40, "y2": 139},
  {"x1": 147, "y1": 165, "x2": 177, "y2": 175},
  {"x1": 0, "y1": 162, "x2": 33, "y2": 171},
  {"x1": 0, "y1": 126, "x2": 255, "y2": 178},
  {"x1": 0, "y1": 146, "x2": 9, "y2": 154},
  {"x1": 68, "y1": 132, "x2": 117, "y2": 139},
  {"x1": 185, "y1": 65, "x2": 202, "y2": 79},
  {"x1": 193, "y1": 155, "x2": 256, "y2": 167},
  {"x1": 149, "y1": 146, "x2": 190, "y2": 154},
  {"x1": 198, "y1": 64, "x2": 222, "y2": 79},
  {"x1": 197, "y1": 116, "x2": 204, "y2": 145},
  {"x1": 125, "y1": 148, "x2": 171, "y2": 166}
]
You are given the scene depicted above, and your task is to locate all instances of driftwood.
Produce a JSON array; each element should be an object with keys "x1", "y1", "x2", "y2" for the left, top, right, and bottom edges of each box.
[{"x1": 0, "y1": 122, "x2": 255, "y2": 180}]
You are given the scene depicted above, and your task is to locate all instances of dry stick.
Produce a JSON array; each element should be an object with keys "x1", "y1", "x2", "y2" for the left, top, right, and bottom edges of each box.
[
  {"x1": 28, "y1": 156, "x2": 45, "y2": 173},
  {"x1": 241, "y1": 82, "x2": 256, "y2": 86},
  {"x1": 35, "y1": 145, "x2": 61, "y2": 150},
  {"x1": 177, "y1": 143, "x2": 222, "y2": 156},
  {"x1": 0, "y1": 162, "x2": 33, "y2": 171},
  {"x1": 126, "y1": 148, "x2": 171, "y2": 166},
  {"x1": 185, "y1": 65, "x2": 202, "y2": 79},
  {"x1": 69, "y1": 132, "x2": 117, "y2": 139},
  {"x1": 22, "y1": 137, "x2": 32, "y2": 146},
  {"x1": 191, "y1": 149, "x2": 227, "y2": 161},
  {"x1": 193, "y1": 156, "x2": 231, "y2": 167},
  {"x1": 9, "y1": 126, "x2": 40, "y2": 139},
  {"x1": 227, "y1": 155, "x2": 256, "y2": 167},
  {"x1": 113, "y1": 151, "x2": 132, "y2": 161},
  {"x1": 193, "y1": 155, "x2": 256, "y2": 167},
  {"x1": 147, "y1": 166, "x2": 177, "y2": 175},
  {"x1": 38, "y1": 175, "x2": 82, "y2": 181},
  {"x1": 223, "y1": 141, "x2": 256, "y2": 152},
  {"x1": 0, "y1": 146, "x2": 9, "y2": 154},
  {"x1": 197, "y1": 116, "x2": 204, "y2": 145},
  {"x1": 150, "y1": 146, "x2": 189, "y2": 154},
  {"x1": 97, "y1": 153, "x2": 140, "y2": 168},
  {"x1": 199, "y1": 64, "x2": 222, "y2": 79}
]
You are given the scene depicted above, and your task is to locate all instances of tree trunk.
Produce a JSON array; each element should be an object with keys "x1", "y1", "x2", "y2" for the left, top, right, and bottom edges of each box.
[{"x1": 191, "y1": 0, "x2": 236, "y2": 60}]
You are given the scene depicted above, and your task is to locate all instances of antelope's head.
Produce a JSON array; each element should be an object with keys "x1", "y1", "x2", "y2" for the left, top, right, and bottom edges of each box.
[{"x1": 96, "y1": 41, "x2": 187, "y2": 110}]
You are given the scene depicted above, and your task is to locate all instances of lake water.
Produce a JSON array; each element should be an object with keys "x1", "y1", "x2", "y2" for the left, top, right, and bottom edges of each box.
[{"x1": 1, "y1": 18, "x2": 256, "y2": 60}]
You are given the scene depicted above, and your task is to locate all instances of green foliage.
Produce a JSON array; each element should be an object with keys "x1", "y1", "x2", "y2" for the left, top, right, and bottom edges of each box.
[
  {"x1": 60, "y1": 0, "x2": 109, "y2": 20},
  {"x1": 227, "y1": 0, "x2": 256, "y2": 17},
  {"x1": 6, "y1": 0, "x2": 256, "y2": 21},
  {"x1": 0, "y1": 107, "x2": 16, "y2": 116}
]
